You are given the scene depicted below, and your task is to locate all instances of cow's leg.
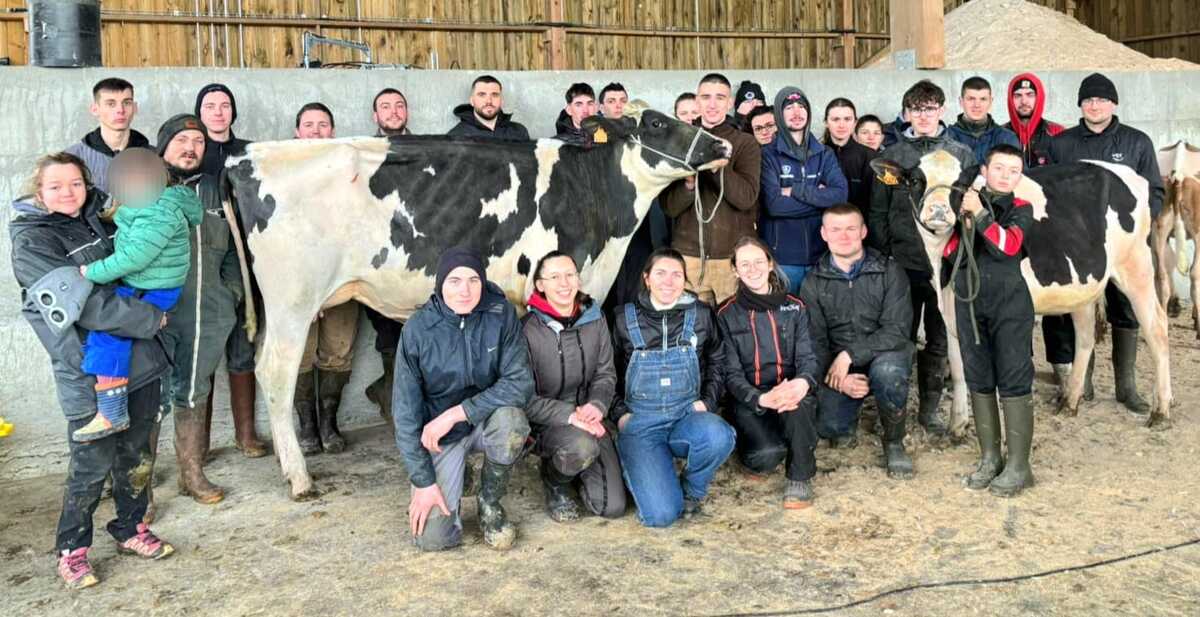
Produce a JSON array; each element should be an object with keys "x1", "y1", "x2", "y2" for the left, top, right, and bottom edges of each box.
[
  {"x1": 940, "y1": 286, "x2": 970, "y2": 438},
  {"x1": 1114, "y1": 250, "x2": 1173, "y2": 429},
  {"x1": 257, "y1": 310, "x2": 321, "y2": 500},
  {"x1": 1057, "y1": 304, "x2": 1097, "y2": 418},
  {"x1": 1191, "y1": 241, "x2": 1200, "y2": 335},
  {"x1": 1152, "y1": 209, "x2": 1179, "y2": 316}
]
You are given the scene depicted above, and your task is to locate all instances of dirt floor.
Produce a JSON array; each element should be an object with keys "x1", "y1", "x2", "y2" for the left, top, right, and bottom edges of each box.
[{"x1": 2, "y1": 314, "x2": 1200, "y2": 617}]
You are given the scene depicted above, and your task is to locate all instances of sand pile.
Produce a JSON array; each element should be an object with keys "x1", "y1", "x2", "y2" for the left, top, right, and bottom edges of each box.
[{"x1": 868, "y1": 0, "x2": 1198, "y2": 71}]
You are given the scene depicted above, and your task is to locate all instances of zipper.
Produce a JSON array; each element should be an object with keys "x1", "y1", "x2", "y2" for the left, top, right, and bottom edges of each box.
[
  {"x1": 460, "y1": 317, "x2": 471, "y2": 385},
  {"x1": 766, "y1": 310, "x2": 784, "y2": 384},
  {"x1": 749, "y1": 310, "x2": 761, "y2": 387},
  {"x1": 661, "y1": 315, "x2": 668, "y2": 351},
  {"x1": 575, "y1": 332, "x2": 587, "y2": 405},
  {"x1": 554, "y1": 333, "x2": 566, "y2": 400}
]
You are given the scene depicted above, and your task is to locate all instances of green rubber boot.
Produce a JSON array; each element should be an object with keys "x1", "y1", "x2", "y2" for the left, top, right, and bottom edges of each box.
[
  {"x1": 965, "y1": 392, "x2": 1003, "y2": 490},
  {"x1": 990, "y1": 394, "x2": 1035, "y2": 497}
]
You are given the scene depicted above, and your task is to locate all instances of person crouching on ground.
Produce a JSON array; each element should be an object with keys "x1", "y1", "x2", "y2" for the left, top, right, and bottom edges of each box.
[
  {"x1": 717, "y1": 236, "x2": 820, "y2": 509},
  {"x1": 522, "y1": 251, "x2": 626, "y2": 522},
  {"x1": 392, "y1": 247, "x2": 533, "y2": 551},
  {"x1": 611, "y1": 248, "x2": 735, "y2": 527}
]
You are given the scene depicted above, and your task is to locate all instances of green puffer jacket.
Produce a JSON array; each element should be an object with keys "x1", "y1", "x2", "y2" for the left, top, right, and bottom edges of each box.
[{"x1": 83, "y1": 185, "x2": 204, "y2": 289}]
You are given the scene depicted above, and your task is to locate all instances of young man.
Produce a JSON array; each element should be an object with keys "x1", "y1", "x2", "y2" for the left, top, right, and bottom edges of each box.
[
  {"x1": 295, "y1": 102, "x2": 335, "y2": 139},
  {"x1": 822, "y1": 99, "x2": 878, "y2": 214},
  {"x1": 867, "y1": 80, "x2": 974, "y2": 438},
  {"x1": 674, "y1": 92, "x2": 700, "y2": 126},
  {"x1": 554, "y1": 82, "x2": 597, "y2": 146},
  {"x1": 759, "y1": 87, "x2": 849, "y2": 292},
  {"x1": 747, "y1": 106, "x2": 777, "y2": 146},
  {"x1": 393, "y1": 247, "x2": 533, "y2": 551},
  {"x1": 660, "y1": 73, "x2": 761, "y2": 306},
  {"x1": 372, "y1": 88, "x2": 409, "y2": 137},
  {"x1": 65, "y1": 78, "x2": 152, "y2": 192},
  {"x1": 733, "y1": 80, "x2": 767, "y2": 129},
  {"x1": 800, "y1": 204, "x2": 914, "y2": 478},
  {"x1": 947, "y1": 76, "x2": 1020, "y2": 165},
  {"x1": 943, "y1": 144, "x2": 1036, "y2": 497},
  {"x1": 599, "y1": 82, "x2": 629, "y2": 120},
  {"x1": 1004, "y1": 73, "x2": 1064, "y2": 169},
  {"x1": 447, "y1": 75, "x2": 530, "y2": 141},
  {"x1": 195, "y1": 83, "x2": 251, "y2": 177},
  {"x1": 1045, "y1": 73, "x2": 1165, "y2": 414}
]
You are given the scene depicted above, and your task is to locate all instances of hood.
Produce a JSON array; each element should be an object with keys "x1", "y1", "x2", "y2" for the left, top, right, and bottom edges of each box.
[
  {"x1": 1007, "y1": 73, "x2": 1049, "y2": 147},
  {"x1": 453, "y1": 103, "x2": 514, "y2": 133},
  {"x1": 953, "y1": 113, "x2": 1002, "y2": 139},
  {"x1": 10, "y1": 190, "x2": 107, "y2": 231},
  {"x1": 527, "y1": 292, "x2": 602, "y2": 330},
  {"x1": 194, "y1": 83, "x2": 238, "y2": 125},
  {"x1": 429, "y1": 280, "x2": 509, "y2": 321},
  {"x1": 772, "y1": 86, "x2": 812, "y2": 157},
  {"x1": 554, "y1": 109, "x2": 583, "y2": 137},
  {"x1": 82, "y1": 128, "x2": 152, "y2": 157}
]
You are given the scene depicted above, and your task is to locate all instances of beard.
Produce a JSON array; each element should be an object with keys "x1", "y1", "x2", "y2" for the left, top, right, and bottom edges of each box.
[{"x1": 475, "y1": 106, "x2": 499, "y2": 121}]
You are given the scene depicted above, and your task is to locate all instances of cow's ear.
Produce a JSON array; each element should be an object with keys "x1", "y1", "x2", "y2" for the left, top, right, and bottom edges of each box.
[
  {"x1": 581, "y1": 117, "x2": 629, "y2": 144},
  {"x1": 870, "y1": 159, "x2": 905, "y2": 186}
]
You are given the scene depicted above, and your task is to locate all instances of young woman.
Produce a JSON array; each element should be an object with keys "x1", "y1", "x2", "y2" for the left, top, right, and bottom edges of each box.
[
  {"x1": 522, "y1": 251, "x2": 625, "y2": 521},
  {"x1": 10, "y1": 153, "x2": 176, "y2": 589},
  {"x1": 611, "y1": 248, "x2": 735, "y2": 527},
  {"x1": 854, "y1": 114, "x2": 886, "y2": 152},
  {"x1": 822, "y1": 98, "x2": 878, "y2": 214},
  {"x1": 717, "y1": 237, "x2": 820, "y2": 509}
]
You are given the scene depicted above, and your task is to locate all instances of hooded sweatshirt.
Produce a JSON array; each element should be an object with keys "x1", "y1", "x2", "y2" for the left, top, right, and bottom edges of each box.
[
  {"x1": 1003, "y1": 72, "x2": 1065, "y2": 169},
  {"x1": 447, "y1": 103, "x2": 531, "y2": 141},
  {"x1": 553, "y1": 109, "x2": 591, "y2": 146},
  {"x1": 64, "y1": 128, "x2": 153, "y2": 193},
  {"x1": 194, "y1": 84, "x2": 251, "y2": 176}
]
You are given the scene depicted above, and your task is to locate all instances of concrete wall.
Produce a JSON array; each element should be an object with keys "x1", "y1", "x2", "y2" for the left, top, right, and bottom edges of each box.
[{"x1": 2, "y1": 67, "x2": 1199, "y2": 480}]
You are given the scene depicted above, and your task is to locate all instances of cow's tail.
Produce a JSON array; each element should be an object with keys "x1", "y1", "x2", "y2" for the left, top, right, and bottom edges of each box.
[
  {"x1": 220, "y1": 168, "x2": 260, "y2": 343},
  {"x1": 1173, "y1": 180, "x2": 1191, "y2": 276}
]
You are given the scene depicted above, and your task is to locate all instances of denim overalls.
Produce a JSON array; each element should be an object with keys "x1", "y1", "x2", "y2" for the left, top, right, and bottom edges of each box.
[{"x1": 616, "y1": 301, "x2": 735, "y2": 527}]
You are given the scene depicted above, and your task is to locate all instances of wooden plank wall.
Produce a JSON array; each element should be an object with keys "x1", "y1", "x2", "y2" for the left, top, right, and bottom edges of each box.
[{"x1": 0, "y1": 0, "x2": 1196, "y2": 69}]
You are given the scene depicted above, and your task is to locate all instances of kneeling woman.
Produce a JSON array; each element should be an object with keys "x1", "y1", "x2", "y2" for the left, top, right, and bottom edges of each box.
[
  {"x1": 717, "y1": 237, "x2": 820, "y2": 509},
  {"x1": 522, "y1": 251, "x2": 625, "y2": 521},
  {"x1": 612, "y1": 248, "x2": 735, "y2": 527}
]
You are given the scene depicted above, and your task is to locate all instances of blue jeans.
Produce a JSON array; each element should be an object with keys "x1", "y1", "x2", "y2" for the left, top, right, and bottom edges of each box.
[
  {"x1": 82, "y1": 286, "x2": 181, "y2": 377},
  {"x1": 816, "y1": 347, "x2": 912, "y2": 439},
  {"x1": 778, "y1": 264, "x2": 811, "y2": 295}
]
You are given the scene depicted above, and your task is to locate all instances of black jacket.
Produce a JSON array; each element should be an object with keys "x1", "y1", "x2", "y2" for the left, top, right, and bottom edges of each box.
[
  {"x1": 867, "y1": 126, "x2": 975, "y2": 274},
  {"x1": 553, "y1": 110, "x2": 591, "y2": 146},
  {"x1": 199, "y1": 133, "x2": 251, "y2": 178},
  {"x1": 798, "y1": 249, "x2": 913, "y2": 375},
  {"x1": 610, "y1": 291, "x2": 724, "y2": 420},
  {"x1": 1048, "y1": 116, "x2": 1165, "y2": 218},
  {"x1": 391, "y1": 282, "x2": 534, "y2": 488},
  {"x1": 944, "y1": 190, "x2": 1034, "y2": 286},
  {"x1": 828, "y1": 138, "x2": 878, "y2": 213},
  {"x1": 521, "y1": 296, "x2": 616, "y2": 426},
  {"x1": 447, "y1": 104, "x2": 531, "y2": 141},
  {"x1": 1003, "y1": 118, "x2": 1063, "y2": 170},
  {"x1": 9, "y1": 192, "x2": 170, "y2": 420},
  {"x1": 716, "y1": 290, "x2": 819, "y2": 411}
]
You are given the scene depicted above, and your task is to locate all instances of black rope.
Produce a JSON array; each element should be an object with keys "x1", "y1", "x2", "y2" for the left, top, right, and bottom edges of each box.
[
  {"x1": 700, "y1": 536, "x2": 1200, "y2": 617},
  {"x1": 947, "y1": 188, "x2": 995, "y2": 346}
]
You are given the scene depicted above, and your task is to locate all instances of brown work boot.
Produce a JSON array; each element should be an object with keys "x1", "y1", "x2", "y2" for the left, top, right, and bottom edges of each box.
[
  {"x1": 229, "y1": 371, "x2": 267, "y2": 458},
  {"x1": 174, "y1": 405, "x2": 224, "y2": 504}
]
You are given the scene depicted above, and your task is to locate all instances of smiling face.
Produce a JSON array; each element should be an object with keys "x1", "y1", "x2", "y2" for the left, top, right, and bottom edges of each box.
[
  {"x1": 296, "y1": 109, "x2": 334, "y2": 139},
  {"x1": 782, "y1": 102, "x2": 809, "y2": 133},
  {"x1": 162, "y1": 129, "x2": 207, "y2": 171},
  {"x1": 643, "y1": 255, "x2": 686, "y2": 305},
  {"x1": 750, "y1": 112, "x2": 778, "y2": 146},
  {"x1": 199, "y1": 91, "x2": 233, "y2": 136},
  {"x1": 374, "y1": 93, "x2": 408, "y2": 133},
  {"x1": 855, "y1": 121, "x2": 884, "y2": 151},
  {"x1": 1081, "y1": 97, "x2": 1116, "y2": 129},
  {"x1": 37, "y1": 163, "x2": 88, "y2": 217},
  {"x1": 820, "y1": 210, "x2": 867, "y2": 261},
  {"x1": 734, "y1": 243, "x2": 773, "y2": 294},
  {"x1": 534, "y1": 255, "x2": 580, "y2": 313},
  {"x1": 442, "y1": 266, "x2": 483, "y2": 315},
  {"x1": 696, "y1": 81, "x2": 732, "y2": 129}
]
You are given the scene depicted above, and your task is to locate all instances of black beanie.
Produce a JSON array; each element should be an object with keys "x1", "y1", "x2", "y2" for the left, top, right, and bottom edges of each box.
[
  {"x1": 436, "y1": 247, "x2": 488, "y2": 295},
  {"x1": 194, "y1": 83, "x2": 239, "y2": 125},
  {"x1": 1078, "y1": 73, "x2": 1118, "y2": 106},
  {"x1": 155, "y1": 114, "x2": 207, "y2": 156},
  {"x1": 735, "y1": 80, "x2": 766, "y2": 107}
]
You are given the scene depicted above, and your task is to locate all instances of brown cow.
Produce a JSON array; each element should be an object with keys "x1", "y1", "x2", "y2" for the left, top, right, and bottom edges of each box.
[{"x1": 1153, "y1": 141, "x2": 1200, "y2": 333}]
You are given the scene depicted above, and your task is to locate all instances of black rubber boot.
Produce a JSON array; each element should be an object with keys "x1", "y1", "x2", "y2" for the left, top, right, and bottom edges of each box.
[
  {"x1": 294, "y1": 370, "x2": 321, "y2": 455},
  {"x1": 878, "y1": 399, "x2": 914, "y2": 479},
  {"x1": 478, "y1": 458, "x2": 518, "y2": 550},
  {"x1": 366, "y1": 350, "x2": 395, "y2": 423},
  {"x1": 540, "y1": 461, "x2": 581, "y2": 523},
  {"x1": 316, "y1": 369, "x2": 351, "y2": 453},
  {"x1": 1112, "y1": 328, "x2": 1150, "y2": 415},
  {"x1": 916, "y1": 351, "x2": 948, "y2": 436},
  {"x1": 990, "y1": 394, "x2": 1035, "y2": 497},
  {"x1": 965, "y1": 393, "x2": 1003, "y2": 490}
]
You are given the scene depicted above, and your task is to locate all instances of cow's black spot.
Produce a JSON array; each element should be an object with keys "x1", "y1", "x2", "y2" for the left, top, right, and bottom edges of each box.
[
  {"x1": 517, "y1": 254, "x2": 531, "y2": 276},
  {"x1": 225, "y1": 159, "x2": 274, "y2": 234},
  {"x1": 371, "y1": 247, "x2": 389, "y2": 269}
]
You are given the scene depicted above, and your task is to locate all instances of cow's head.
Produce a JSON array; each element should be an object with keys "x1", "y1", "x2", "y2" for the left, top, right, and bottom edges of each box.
[
  {"x1": 870, "y1": 150, "x2": 973, "y2": 237},
  {"x1": 581, "y1": 100, "x2": 730, "y2": 182}
]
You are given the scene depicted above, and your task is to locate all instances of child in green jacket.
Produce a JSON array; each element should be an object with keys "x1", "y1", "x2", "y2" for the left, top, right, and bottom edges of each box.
[{"x1": 73, "y1": 150, "x2": 204, "y2": 442}]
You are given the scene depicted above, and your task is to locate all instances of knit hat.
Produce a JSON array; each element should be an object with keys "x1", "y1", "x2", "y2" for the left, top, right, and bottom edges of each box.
[
  {"x1": 194, "y1": 83, "x2": 239, "y2": 125},
  {"x1": 155, "y1": 114, "x2": 207, "y2": 156},
  {"x1": 1077, "y1": 73, "x2": 1118, "y2": 106},
  {"x1": 435, "y1": 247, "x2": 488, "y2": 295},
  {"x1": 735, "y1": 80, "x2": 766, "y2": 107}
]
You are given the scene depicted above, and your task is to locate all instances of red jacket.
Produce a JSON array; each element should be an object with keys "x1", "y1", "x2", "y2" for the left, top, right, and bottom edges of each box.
[{"x1": 1004, "y1": 73, "x2": 1064, "y2": 169}]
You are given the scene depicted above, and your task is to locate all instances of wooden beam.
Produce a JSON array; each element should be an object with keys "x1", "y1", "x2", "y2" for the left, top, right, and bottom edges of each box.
[
  {"x1": 839, "y1": 0, "x2": 856, "y2": 68},
  {"x1": 547, "y1": 0, "x2": 566, "y2": 70},
  {"x1": 889, "y1": 0, "x2": 943, "y2": 69}
]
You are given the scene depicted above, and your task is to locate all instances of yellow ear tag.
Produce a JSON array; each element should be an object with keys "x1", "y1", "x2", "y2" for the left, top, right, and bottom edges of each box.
[
  {"x1": 593, "y1": 127, "x2": 608, "y2": 144},
  {"x1": 881, "y1": 170, "x2": 899, "y2": 186}
]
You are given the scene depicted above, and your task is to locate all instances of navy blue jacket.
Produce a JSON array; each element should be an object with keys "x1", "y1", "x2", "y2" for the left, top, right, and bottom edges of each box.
[
  {"x1": 946, "y1": 114, "x2": 1021, "y2": 165},
  {"x1": 391, "y1": 282, "x2": 535, "y2": 488},
  {"x1": 759, "y1": 132, "x2": 849, "y2": 266}
]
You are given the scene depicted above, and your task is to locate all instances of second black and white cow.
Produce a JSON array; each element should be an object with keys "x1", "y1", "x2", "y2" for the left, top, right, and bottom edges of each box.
[
  {"x1": 223, "y1": 106, "x2": 731, "y2": 499},
  {"x1": 871, "y1": 150, "x2": 1172, "y2": 436}
]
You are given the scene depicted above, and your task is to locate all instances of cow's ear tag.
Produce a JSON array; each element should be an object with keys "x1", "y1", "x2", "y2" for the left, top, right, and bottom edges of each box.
[
  {"x1": 880, "y1": 170, "x2": 899, "y2": 186},
  {"x1": 593, "y1": 127, "x2": 608, "y2": 144}
]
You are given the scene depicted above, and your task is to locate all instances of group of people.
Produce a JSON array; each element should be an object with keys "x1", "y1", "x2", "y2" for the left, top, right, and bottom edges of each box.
[{"x1": 11, "y1": 67, "x2": 1164, "y2": 589}]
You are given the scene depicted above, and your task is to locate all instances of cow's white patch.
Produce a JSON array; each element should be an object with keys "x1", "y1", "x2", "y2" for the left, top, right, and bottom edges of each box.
[
  {"x1": 389, "y1": 198, "x2": 425, "y2": 238},
  {"x1": 479, "y1": 163, "x2": 521, "y2": 223},
  {"x1": 1014, "y1": 175, "x2": 1049, "y2": 221},
  {"x1": 534, "y1": 139, "x2": 563, "y2": 204},
  {"x1": 423, "y1": 166, "x2": 436, "y2": 176}
]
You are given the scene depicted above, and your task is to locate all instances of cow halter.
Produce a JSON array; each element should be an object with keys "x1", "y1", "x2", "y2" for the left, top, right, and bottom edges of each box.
[{"x1": 629, "y1": 126, "x2": 708, "y2": 173}]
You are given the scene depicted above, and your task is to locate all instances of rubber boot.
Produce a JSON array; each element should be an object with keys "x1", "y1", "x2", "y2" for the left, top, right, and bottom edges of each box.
[
  {"x1": 990, "y1": 394, "x2": 1035, "y2": 497},
  {"x1": 294, "y1": 370, "x2": 321, "y2": 455},
  {"x1": 540, "y1": 461, "x2": 581, "y2": 523},
  {"x1": 366, "y1": 350, "x2": 395, "y2": 423},
  {"x1": 878, "y1": 398, "x2": 914, "y2": 479},
  {"x1": 72, "y1": 377, "x2": 131, "y2": 442},
  {"x1": 916, "y1": 351, "x2": 948, "y2": 436},
  {"x1": 1112, "y1": 328, "x2": 1150, "y2": 415},
  {"x1": 478, "y1": 458, "x2": 518, "y2": 550},
  {"x1": 142, "y1": 421, "x2": 161, "y2": 524},
  {"x1": 229, "y1": 371, "x2": 267, "y2": 457},
  {"x1": 173, "y1": 406, "x2": 224, "y2": 504},
  {"x1": 965, "y1": 393, "x2": 1003, "y2": 490},
  {"x1": 316, "y1": 369, "x2": 351, "y2": 454}
]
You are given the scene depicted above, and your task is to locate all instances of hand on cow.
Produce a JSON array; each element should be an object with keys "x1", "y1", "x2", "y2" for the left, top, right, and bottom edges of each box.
[
  {"x1": 840, "y1": 374, "x2": 870, "y2": 399},
  {"x1": 962, "y1": 189, "x2": 983, "y2": 218},
  {"x1": 685, "y1": 175, "x2": 697, "y2": 191},
  {"x1": 409, "y1": 484, "x2": 451, "y2": 538},
  {"x1": 421, "y1": 405, "x2": 467, "y2": 454},
  {"x1": 825, "y1": 351, "x2": 853, "y2": 391}
]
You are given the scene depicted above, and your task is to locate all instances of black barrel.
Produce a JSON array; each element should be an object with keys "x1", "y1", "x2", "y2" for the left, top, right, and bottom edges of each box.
[{"x1": 28, "y1": 0, "x2": 102, "y2": 68}]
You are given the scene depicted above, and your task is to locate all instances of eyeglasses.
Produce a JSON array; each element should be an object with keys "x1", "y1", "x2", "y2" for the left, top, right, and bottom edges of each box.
[
  {"x1": 538, "y1": 272, "x2": 579, "y2": 284},
  {"x1": 736, "y1": 258, "x2": 770, "y2": 271},
  {"x1": 752, "y1": 122, "x2": 777, "y2": 135},
  {"x1": 907, "y1": 106, "x2": 941, "y2": 117}
]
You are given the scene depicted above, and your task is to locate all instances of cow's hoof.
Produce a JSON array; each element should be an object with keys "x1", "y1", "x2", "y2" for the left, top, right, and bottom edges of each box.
[
  {"x1": 1167, "y1": 298, "x2": 1181, "y2": 318},
  {"x1": 288, "y1": 479, "x2": 320, "y2": 502},
  {"x1": 1145, "y1": 412, "x2": 1171, "y2": 431},
  {"x1": 1055, "y1": 400, "x2": 1078, "y2": 417}
]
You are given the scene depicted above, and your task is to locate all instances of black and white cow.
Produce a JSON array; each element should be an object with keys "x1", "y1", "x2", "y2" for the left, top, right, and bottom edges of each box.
[
  {"x1": 222, "y1": 106, "x2": 731, "y2": 499},
  {"x1": 871, "y1": 150, "x2": 1172, "y2": 436}
]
